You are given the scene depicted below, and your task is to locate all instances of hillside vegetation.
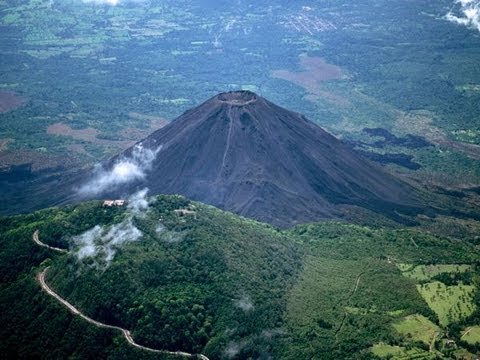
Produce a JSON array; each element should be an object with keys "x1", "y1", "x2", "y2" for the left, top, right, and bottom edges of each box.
[{"x1": 1, "y1": 195, "x2": 480, "y2": 359}]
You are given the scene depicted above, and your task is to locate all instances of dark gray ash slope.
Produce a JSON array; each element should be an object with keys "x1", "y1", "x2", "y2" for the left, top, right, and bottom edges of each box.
[{"x1": 97, "y1": 91, "x2": 423, "y2": 227}]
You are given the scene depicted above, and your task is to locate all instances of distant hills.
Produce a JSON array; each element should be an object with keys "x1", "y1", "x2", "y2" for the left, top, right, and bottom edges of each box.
[{"x1": 76, "y1": 91, "x2": 424, "y2": 227}]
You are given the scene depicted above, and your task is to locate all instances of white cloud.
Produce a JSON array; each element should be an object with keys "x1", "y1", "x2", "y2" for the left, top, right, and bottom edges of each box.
[
  {"x1": 81, "y1": 0, "x2": 147, "y2": 5},
  {"x1": 73, "y1": 217, "x2": 142, "y2": 266},
  {"x1": 446, "y1": 0, "x2": 480, "y2": 32},
  {"x1": 159, "y1": 231, "x2": 185, "y2": 243},
  {"x1": 73, "y1": 189, "x2": 155, "y2": 266},
  {"x1": 224, "y1": 341, "x2": 244, "y2": 359},
  {"x1": 234, "y1": 294, "x2": 254, "y2": 312},
  {"x1": 75, "y1": 225, "x2": 103, "y2": 260},
  {"x1": 78, "y1": 143, "x2": 162, "y2": 196},
  {"x1": 127, "y1": 188, "x2": 151, "y2": 216},
  {"x1": 155, "y1": 223, "x2": 165, "y2": 234},
  {"x1": 82, "y1": 0, "x2": 120, "y2": 5},
  {"x1": 103, "y1": 217, "x2": 143, "y2": 261}
]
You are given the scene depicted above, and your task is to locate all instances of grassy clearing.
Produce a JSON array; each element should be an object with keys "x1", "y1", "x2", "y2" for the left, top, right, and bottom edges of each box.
[
  {"x1": 417, "y1": 281, "x2": 476, "y2": 326},
  {"x1": 398, "y1": 264, "x2": 471, "y2": 281},
  {"x1": 387, "y1": 309, "x2": 406, "y2": 317},
  {"x1": 345, "y1": 306, "x2": 375, "y2": 315},
  {"x1": 461, "y1": 326, "x2": 480, "y2": 345},
  {"x1": 371, "y1": 342, "x2": 436, "y2": 359},
  {"x1": 371, "y1": 343, "x2": 404, "y2": 357},
  {"x1": 452, "y1": 348, "x2": 479, "y2": 360},
  {"x1": 393, "y1": 314, "x2": 441, "y2": 345}
]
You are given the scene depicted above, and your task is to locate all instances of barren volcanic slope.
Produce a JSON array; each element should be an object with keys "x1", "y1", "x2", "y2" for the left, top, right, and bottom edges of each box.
[{"x1": 91, "y1": 91, "x2": 422, "y2": 227}]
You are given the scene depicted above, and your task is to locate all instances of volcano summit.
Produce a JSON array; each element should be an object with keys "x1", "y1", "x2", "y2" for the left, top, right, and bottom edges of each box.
[{"x1": 79, "y1": 91, "x2": 423, "y2": 227}]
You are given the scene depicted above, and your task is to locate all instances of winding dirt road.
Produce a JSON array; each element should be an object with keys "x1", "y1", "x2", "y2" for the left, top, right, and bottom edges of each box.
[
  {"x1": 34, "y1": 231, "x2": 209, "y2": 360},
  {"x1": 352, "y1": 273, "x2": 363, "y2": 294},
  {"x1": 38, "y1": 268, "x2": 209, "y2": 359},
  {"x1": 429, "y1": 331, "x2": 439, "y2": 353},
  {"x1": 32, "y1": 230, "x2": 68, "y2": 253}
]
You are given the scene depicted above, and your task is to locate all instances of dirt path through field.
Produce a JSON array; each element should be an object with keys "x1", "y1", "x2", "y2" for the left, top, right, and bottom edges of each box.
[
  {"x1": 429, "y1": 331, "x2": 438, "y2": 352},
  {"x1": 335, "y1": 272, "x2": 365, "y2": 341},
  {"x1": 461, "y1": 327, "x2": 473, "y2": 338}
]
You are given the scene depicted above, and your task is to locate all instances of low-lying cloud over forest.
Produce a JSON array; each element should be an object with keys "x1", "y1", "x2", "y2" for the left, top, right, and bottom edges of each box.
[
  {"x1": 78, "y1": 144, "x2": 161, "y2": 196},
  {"x1": 73, "y1": 188, "x2": 153, "y2": 266}
]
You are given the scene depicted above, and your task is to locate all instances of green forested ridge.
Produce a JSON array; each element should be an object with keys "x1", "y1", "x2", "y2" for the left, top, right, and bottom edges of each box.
[
  {"x1": 1, "y1": 196, "x2": 480, "y2": 359},
  {"x1": 0, "y1": 204, "x2": 175, "y2": 359}
]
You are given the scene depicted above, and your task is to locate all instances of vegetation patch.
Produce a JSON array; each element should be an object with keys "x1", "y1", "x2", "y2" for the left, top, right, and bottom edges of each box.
[
  {"x1": 398, "y1": 264, "x2": 471, "y2": 282},
  {"x1": 417, "y1": 282, "x2": 476, "y2": 326},
  {"x1": 345, "y1": 306, "x2": 376, "y2": 315},
  {"x1": 371, "y1": 342, "x2": 435, "y2": 359},
  {"x1": 461, "y1": 326, "x2": 480, "y2": 345},
  {"x1": 393, "y1": 314, "x2": 441, "y2": 345},
  {"x1": 272, "y1": 55, "x2": 348, "y2": 107},
  {"x1": 371, "y1": 343, "x2": 404, "y2": 357},
  {"x1": 451, "y1": 348, "x2": 479, "y2": 360},
  {"x1": 46, "y1": 122, "x2": 133, "y2": 149},
  {"x1": 0, "y1": 90, "x2": 26, "y2": 113},
  {"x1": 452, "y1": 129, "x2": 480, "y2": 145}
]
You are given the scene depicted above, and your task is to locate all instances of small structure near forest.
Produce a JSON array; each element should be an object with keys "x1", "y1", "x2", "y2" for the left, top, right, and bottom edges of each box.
[
  {"x1": 103, "y1": 199, "x2": 126, "y2": 207},
  {"x1": 174, "y1": 204, "x2": 197, "y2": 218}
]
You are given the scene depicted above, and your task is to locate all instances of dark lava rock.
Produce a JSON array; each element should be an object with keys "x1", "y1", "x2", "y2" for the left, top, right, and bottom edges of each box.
[
  {"x1": 363, "y1": 128, "x2": 431, "y2": 149},
  {"x1": 355, "y1": 150, "x2": 422, "y2": 170}
]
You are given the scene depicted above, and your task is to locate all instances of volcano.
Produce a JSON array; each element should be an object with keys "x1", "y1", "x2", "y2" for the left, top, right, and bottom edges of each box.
[{"x1": 80, "y1": 91, "x2": 423, "y2": 227}]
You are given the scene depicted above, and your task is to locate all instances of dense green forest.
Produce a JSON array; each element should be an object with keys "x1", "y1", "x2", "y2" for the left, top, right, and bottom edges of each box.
[{"x1": 2, "y1": 196, "x2": 480, "y2": 359}]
